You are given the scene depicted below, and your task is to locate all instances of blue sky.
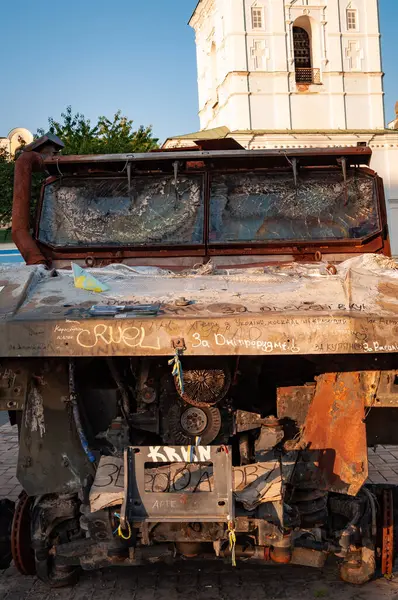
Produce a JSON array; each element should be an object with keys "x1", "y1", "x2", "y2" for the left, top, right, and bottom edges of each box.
[{"x1": 0, "y1": 0, "x2": 396, "y2": 143}]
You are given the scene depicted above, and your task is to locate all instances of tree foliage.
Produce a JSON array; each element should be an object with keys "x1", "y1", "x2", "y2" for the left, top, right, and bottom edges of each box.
[
  {"x1": 0, "y1": 145, "x2": 43, "y2": 229},
  {"x1": 0, "y1": 107, "x2": 159, "y2": 228},
  {"x1": 38, "y1": 106, "x2": 159, "y2": 155},
  {"x1": 0, "y1": 147, "x2": 15, "y2": 228}
]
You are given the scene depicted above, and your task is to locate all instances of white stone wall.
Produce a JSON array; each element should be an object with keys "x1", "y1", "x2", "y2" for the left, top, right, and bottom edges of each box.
[{"x1": 190, "y1": 0, "x2": 385, "y2": 132}]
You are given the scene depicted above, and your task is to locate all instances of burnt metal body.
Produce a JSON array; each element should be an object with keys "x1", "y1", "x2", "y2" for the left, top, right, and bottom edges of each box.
[{"x1": 1, "y1": 144, "x2": 397, "y2": 585}]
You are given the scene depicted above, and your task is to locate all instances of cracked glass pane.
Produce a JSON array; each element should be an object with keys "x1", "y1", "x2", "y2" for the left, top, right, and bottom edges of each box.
[
  {"x1": 209, "y1": 171, "x2": 379, "y2": 243},
  {"x1": 39, "y1": 175, "x2": 204, "y2": 247}
]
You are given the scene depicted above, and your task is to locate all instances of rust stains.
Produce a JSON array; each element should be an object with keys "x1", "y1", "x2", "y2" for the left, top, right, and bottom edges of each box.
[
  {"x1": 301, "y1": 372, "x2": 368, "y2": 496},
  {"x1": 378, "y1": 282, "x2": 398, "y2": 297},
  {"x1": 12, "y1": 151, "x2": 47, "y2": 266}
]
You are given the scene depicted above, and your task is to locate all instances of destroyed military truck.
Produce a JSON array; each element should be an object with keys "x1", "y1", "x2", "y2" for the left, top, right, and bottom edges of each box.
[{"x1": 1, "y1": 137, "x2": 398, "y2": 586}]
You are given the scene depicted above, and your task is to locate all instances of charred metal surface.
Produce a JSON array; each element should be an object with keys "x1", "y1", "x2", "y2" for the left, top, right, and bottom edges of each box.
[
  {"x1": 301, "y1": 372, "x2": 368, "y2": 495},
  {"x1": 42, "y1": 147, "x2": 373, "y2": 172},
  {"x1": 7, "y1": 144, "x2": 398, "y2": 584},
  {"x1": 150, "y1": 522, "x2": 225, "y2": 543},
  {"x1": 17, "y1": 360, "x2": 95, "y2": 496},
  {"x1": 0, "y1": 361, "x2": 29, "y2": 411},
  {"x1": 12, "y1": 146, "x2": 387, "y2": 265},
  {"x1": 368, "y1": 370, "x2": 398, "y2": 407},
  {"x1": 31, "y1": 494, "x2": 80, "y2": 585},
  {"x1": 235, "y1": 410, "x2": 264, "y2": 432},
  {"x1": 277, "y1": 384, "x2": 316, "y2": 425}
]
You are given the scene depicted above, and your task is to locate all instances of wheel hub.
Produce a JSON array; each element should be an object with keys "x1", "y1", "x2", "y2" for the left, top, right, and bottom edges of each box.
[{"x1": 180, "y1": 407, "x2": 208, "y2": 436}]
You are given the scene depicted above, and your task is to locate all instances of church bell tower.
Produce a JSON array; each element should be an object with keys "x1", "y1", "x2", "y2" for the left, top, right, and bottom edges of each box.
[{"x1": 189, "y1": 0, "x2": 385, "y2": 131}]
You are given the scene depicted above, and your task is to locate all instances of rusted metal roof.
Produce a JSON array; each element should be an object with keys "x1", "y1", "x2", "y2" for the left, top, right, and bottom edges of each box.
[{"x1": 43, "y1": 147, "x2": 372, "y2": 172}]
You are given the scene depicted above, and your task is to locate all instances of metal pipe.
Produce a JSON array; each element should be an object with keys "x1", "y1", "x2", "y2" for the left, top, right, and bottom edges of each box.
[
  {"x1": 106, "y1": 358, "x2": 131, "y2": 421},
  {"x1": 68, "y1": 360, "x2": 96, "y2": 464},
  {"x1": 12, "y1": 151, "x2": 47, "y2": 265}
]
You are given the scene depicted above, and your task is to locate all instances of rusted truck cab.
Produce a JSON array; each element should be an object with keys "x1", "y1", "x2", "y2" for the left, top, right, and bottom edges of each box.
[{"x1": 1, "y1": 141, "x2": 397, "y2": 585}]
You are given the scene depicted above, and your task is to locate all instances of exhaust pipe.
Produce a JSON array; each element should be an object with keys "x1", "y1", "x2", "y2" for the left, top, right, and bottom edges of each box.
[{"x1": 12, "y1": 151, "x2": 47, "y2": 265}]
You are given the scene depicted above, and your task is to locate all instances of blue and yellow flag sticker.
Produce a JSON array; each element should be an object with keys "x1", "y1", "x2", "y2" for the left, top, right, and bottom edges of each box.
[{"x1": 72, "y1": 263, "x2": 110, "y2": 293}]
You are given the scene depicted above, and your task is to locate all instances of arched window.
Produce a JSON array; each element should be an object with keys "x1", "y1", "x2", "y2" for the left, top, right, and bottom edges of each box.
[
  {"x1": 293, "y1": 26, "x2": 311, "y2": 81},
  {"x1": 293, "y1": 21, "x2": 321, "y2": 84}
]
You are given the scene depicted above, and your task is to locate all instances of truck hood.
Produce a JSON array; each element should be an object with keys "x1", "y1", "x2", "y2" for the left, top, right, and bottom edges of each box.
[
  {"x1": 0, "y1": 253, "x2": 397, "y2": 321},
  {"x1": 1, "y1": 254, "x2": 398, "y2": 358}
]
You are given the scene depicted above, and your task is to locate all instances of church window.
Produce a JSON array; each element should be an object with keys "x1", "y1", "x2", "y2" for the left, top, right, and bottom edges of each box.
[
  {"x1": 251, "y1": 7, "x2": 263, "y2": 29},
  {"x1": 346, "y1": 9, "x2": 357, "y2": 30},
  {"x1": 293, "y1": 26, "x2": 315, "y2": 83}
]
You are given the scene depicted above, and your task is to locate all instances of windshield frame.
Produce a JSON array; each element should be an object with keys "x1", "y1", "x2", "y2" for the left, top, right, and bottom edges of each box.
[
  {"x1": 34, "y1": 164, "x2": 388, "y2": 261},
  {"x1": 36, "y1": 172, "x2": 207, "y2": 250}
]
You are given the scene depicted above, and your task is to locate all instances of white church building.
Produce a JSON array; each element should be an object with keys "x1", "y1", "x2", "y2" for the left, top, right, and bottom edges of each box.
[{"x1": 164, "y1": 0, "x2": 398, "y2": 254}]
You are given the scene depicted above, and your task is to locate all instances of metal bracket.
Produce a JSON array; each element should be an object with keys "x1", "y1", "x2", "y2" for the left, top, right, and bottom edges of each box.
[
  {"x1": 291, "y1": 157, "x2": 298, "y2": 188},
  {"x1": 171, "y1": 337, "x2": 186, "y2": 351},
  {"x1": 0, "y1": 363, "x2": 29, "y2": 411},
  {"x1": 338, "y1": 157, "x2": 348, "y2": 205},
  {"x1": 122, "y1": 445, "x2": 234, "y2": 523}
]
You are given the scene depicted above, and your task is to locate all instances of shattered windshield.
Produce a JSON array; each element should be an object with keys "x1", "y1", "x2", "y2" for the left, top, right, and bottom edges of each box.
[
  {"x1": 38, "y1": 175, "x2": 204, "y2": 247},
  {"x1": 209, "y1": 171, "x2": 380, "y2": 243}
]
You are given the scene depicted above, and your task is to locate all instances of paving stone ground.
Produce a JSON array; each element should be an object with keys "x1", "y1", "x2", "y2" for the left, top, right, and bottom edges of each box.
[{"x1": 2, "y1": 422, "x2": 398, "y2": 599}]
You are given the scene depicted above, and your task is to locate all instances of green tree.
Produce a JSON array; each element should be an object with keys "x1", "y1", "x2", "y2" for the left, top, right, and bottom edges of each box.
[
  {"x1": 37, "y1": 106, "x2": 159, "y2": 155},
  {"x1": 0, "y1": 147, "x2": 15, "y2": 231},
  {"x1": 0, "y1": 107, "x2": 159, "y2": 230},
  {"x1": 0, "y1": 144, "x2": 44, "y2": 231}
]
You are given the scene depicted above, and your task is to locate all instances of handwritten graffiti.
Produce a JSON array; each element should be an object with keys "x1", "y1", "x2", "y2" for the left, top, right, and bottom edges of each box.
[
  {"x1": 147, "y1": 446, "x2": 211, "y2": 463},
  {"x1": 61, "y1": 324, "x2": 162, "y2": 350},
  {"x1": 233, "y1": 462, "x2": 277, "y2": 491},
  {"x1": 91, "y1": 462, "x2": 124, "y2": 489},
  {"x1": 145, "y1": 464, "x2": 213, "y2": 494},
  {"x1": 260, "y1": 303, "x2": 366, "y2": 313},
  {"x1": 314, "y1": 342, "x2": 365, "y2": 352},
  {"x1": 192, "y1": 332, "x2": 300, "y2": 354},
  {"x1": 364, "y1": 341, "x2": 398, "y2": 353},
  {"x1": 144, "y1": 459, "x2": 281, "y2": 495}
]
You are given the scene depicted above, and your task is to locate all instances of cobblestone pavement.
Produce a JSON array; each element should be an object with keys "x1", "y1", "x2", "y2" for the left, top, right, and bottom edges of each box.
[
  {"x1": 0, "y1": 424, "x2": 23, "y2": 503},
  {"x1": 2, "y1": 422, "x2": 398, "y2": 599}
]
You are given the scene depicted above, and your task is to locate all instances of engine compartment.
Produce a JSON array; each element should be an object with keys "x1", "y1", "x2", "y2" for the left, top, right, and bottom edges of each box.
[
  {"x1": 75, "y1": 354, "x2": 398, "y2": 455},
  {"x1": 5, "y1": 354, "x2": 396, "y2": 586}
]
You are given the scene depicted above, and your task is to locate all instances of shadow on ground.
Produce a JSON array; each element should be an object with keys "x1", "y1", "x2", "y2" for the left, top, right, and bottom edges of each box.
[{"x1": 1, "y1": 560, "x2": 398, "y2": 600}]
